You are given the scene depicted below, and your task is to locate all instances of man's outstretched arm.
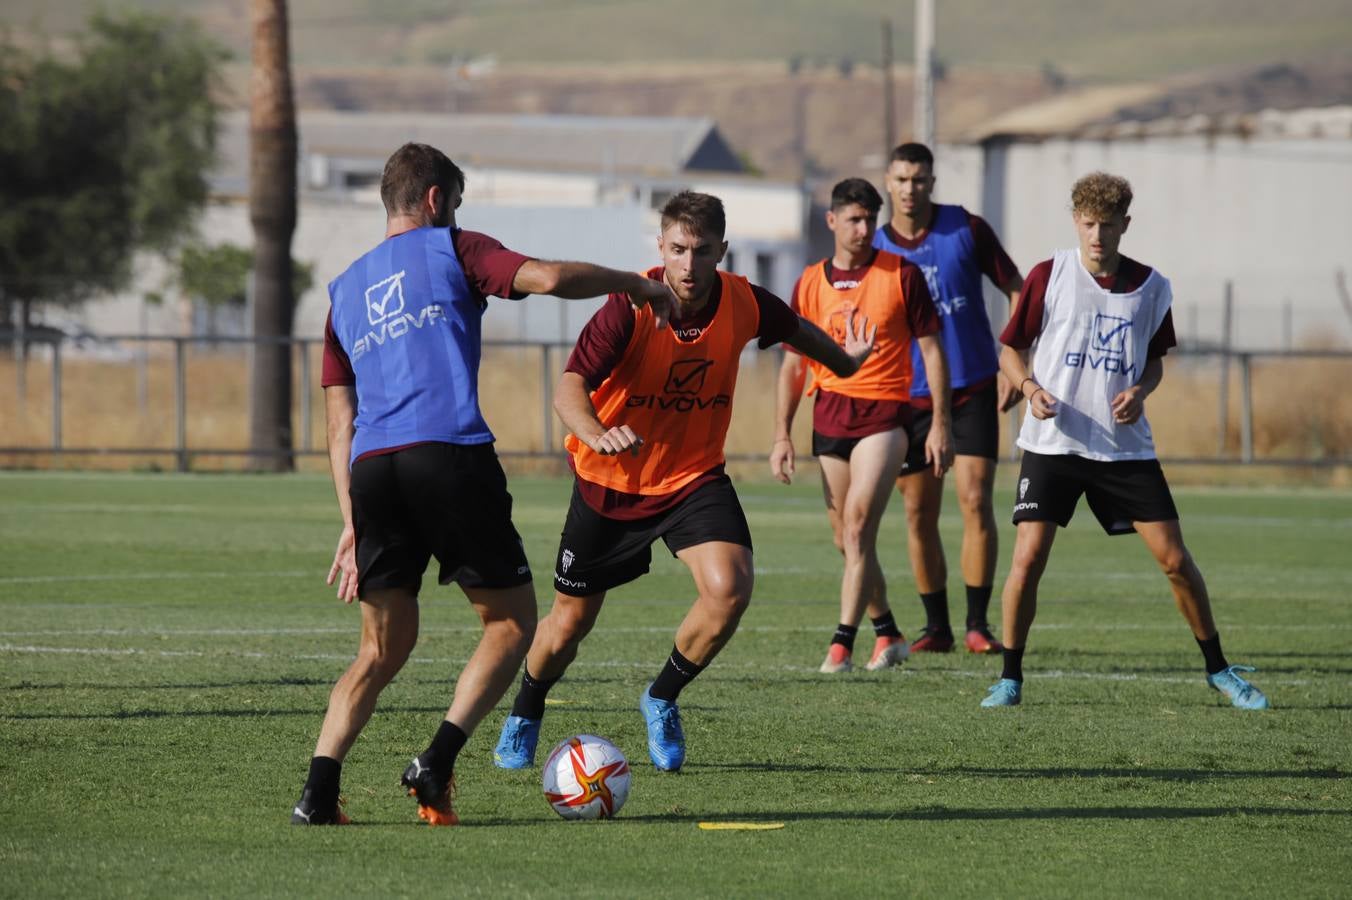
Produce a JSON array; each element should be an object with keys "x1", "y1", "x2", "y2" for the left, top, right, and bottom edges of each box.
[{"x1": 513, "y1": 260, "x2": 674, "y2": 325}]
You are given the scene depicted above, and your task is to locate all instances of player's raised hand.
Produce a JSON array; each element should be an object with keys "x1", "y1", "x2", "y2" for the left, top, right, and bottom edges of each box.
[
  {"x1": 326, "y1": 524, "x2": 359, "y2": 604},
  {"x1": 1111, "y1": 386, "x2": 1145, "y2": 424},
  {"x1": 629, "y1": 277, "x2": 676, "y2": 331},
  {"x1": 770, "y1": 437, "x2": 796, "y2": 484},
  {"x1": 588, "y1": 424, "x2": 645, "y2": 457},
  {"x1": 841, "y1": 308, "x2": 877, "y2": 370},
  {"x1": 1028, "y1": 386, "x2": 1059, "y2": 419}
]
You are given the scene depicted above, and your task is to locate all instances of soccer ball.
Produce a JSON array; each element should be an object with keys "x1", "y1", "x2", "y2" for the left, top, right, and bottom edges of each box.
[{"x1": 541, "y1": 734, "x2": 631, "y2": 820}]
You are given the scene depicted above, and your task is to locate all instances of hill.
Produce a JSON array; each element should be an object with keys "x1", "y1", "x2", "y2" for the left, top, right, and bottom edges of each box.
[{"x1": 6, "y1": 0, "x2": 1351, "y2": 81}]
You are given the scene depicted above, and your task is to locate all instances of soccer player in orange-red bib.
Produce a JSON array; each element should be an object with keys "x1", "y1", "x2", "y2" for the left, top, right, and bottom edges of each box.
[
  {"x1": 772, "y1": 178, "x2": 953, "y2": 674},
  {"x1": 493, "y1": 191, "x2": 876, "y2": 772}
]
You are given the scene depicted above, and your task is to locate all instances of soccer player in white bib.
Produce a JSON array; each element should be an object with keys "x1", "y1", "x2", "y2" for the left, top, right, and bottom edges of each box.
[{"x1": 982, "y1": 172, "x2": 1268, "y2": 710}]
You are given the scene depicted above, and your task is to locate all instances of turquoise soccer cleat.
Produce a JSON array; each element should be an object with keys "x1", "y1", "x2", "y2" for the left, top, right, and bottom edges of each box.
[
  {"x1": 1206, "y1": 665, "x2": 1269, "y2": 710},
  {"x1": 639, "y1": 684, "x2": 686, "y2": 771},
  {"x1": 980, "y1": 678, "x2": 1023, "y2": 707},
  {"x1": 493, "y1": 715, "x2": 542, "y2": 769}
]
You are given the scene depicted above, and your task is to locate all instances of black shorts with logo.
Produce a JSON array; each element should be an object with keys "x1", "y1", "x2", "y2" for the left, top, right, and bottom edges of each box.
[
  {"x1": 553, "y1": 475, "x2": 753, "y2": 597},
  {"x1": 349, "y1": 442, "x2": 532, "y2": 595},
  {"x1": 901, "y1": 381, "x2": 1000, "y2": 475},
  {"x1": 1011, "y1": 450, "x2": 1180, "y2": 536}
]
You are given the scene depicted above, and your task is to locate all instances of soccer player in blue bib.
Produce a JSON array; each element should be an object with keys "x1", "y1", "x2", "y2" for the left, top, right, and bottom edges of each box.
[
  {"x1": 290, "y1": 143, "x2": 674, "y2": 826},
  {"x1": 983, "y1": 171, "x2": 1268, "y2": 710},
  {"x1": 873, "y1": 143, "x2": 1025, "y2": 654}
]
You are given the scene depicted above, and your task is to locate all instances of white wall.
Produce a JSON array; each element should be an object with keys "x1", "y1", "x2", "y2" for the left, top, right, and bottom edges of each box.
[{"x1": 985, "y1": 136, "x2": 1352, "y2": 349}]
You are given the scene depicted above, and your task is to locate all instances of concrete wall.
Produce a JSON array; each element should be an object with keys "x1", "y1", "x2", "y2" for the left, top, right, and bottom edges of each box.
[{"x1": 981, "y1": 136, "x2": 1352, "y2": 349}]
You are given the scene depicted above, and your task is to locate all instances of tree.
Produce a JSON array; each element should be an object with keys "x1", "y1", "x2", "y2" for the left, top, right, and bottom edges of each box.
[
  {"x1": 249, "y1": 0, "x2": 298, "y2": 472},
  {"x1": 0, "y1": 11, "x2": 226, "y2": 332},
  {"x1": 177, "y1": 242, "x2": 312, "y2": 337}
]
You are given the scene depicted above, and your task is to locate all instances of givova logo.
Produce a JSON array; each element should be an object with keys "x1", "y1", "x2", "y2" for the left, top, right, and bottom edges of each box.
[
  {"x1": 1064, "y1": 313, "x2": 1137, "y2": 380},
  {"x1": 626, "y1": 358, "x2": 730, "y2": 413},
  {"x1": 366, "y1": 271, "x2": 406, "y2": 325},
  {"x1": 351, "y1": 270, "x2": 448, "y2": 362}
]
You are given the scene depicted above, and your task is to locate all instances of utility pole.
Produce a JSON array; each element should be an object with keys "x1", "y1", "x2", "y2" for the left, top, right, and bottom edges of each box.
[
  {"x1": 914, "y1": 0, "x2": 935, "y2": 147},
  {"x1": 881, "y1": 17, "x2": 895, "y2": 161}
]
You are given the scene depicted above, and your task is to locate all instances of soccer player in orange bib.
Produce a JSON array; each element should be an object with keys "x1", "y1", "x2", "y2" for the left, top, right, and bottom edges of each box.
[
  {"x1": 493, "y1": 191, "x2": 875, "y2": 772},
  {"x1": 772, "y1": 178, "x2": 953, "y2": 673}
]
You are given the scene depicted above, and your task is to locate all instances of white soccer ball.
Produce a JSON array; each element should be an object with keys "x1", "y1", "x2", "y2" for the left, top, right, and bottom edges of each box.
[{"x1": 541, "y1": 734, "x2": 631, "y2": 820}]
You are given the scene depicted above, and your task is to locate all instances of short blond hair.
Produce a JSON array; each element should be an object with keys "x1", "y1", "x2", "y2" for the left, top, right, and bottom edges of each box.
[{"x1": 1071, "y1": 172, "x2": 1133, "y2": 219}]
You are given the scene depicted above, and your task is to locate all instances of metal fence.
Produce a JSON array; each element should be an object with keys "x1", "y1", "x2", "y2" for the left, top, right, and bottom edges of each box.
[{"x1": 1, "y1": 331, "x2": 1349, "y2": 471}]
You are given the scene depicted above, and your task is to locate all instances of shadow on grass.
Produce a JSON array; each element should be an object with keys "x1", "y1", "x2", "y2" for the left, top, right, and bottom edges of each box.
[
  {"x1": 3, "y1": 676, "x2": 334, "y2": 692},
  {"x1": 355, "y1": 805, "x2": 1352, "y2": 828},
  {"x1": 635, "y1": 806, "x2": 1352, "y2": 824},
  {"x1": 692, "y1": 761, "x2": 1346, "y2": 781}
]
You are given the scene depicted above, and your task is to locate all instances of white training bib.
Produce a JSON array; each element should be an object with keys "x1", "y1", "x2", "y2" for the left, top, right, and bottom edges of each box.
[{"x1": 1017, "y1": 249, "x2": 1172, "y2": 461}]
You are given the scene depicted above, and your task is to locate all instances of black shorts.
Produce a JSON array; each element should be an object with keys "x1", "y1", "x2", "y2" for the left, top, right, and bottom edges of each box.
[
  {"x1": 900, "y1": 381, "x2": 1000, "y2": 475},
  {"x1": 1011, "y1": 451, "x2": 1180, "y2": 536},
  {"x1": 812, "y1": 431, "x2": 860, "y2": 460},
  {"x1": 553, "y1": 476, "x2": 753, "y2": 597},
  {"x1": 349, "y1": 442, "x2": 532, "y2": 595}
]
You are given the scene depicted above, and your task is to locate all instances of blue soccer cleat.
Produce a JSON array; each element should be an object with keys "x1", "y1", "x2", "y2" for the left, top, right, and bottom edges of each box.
[
  {"x1": 639, "y1": 684, "x2": 686, "y2": 771},
  {"x1": 1207, "y1": 665, "x2": 1269, "y2": 710},
  {"x1": 980, "y1": 678, "x2": 1023, "y2": 707},
  {"x1": 493, "y1": 715, "x2": 542, "y2": 769}
]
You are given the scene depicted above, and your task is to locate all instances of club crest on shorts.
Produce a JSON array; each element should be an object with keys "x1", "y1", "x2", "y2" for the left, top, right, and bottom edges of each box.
[
  {"x1": 1019, "y1": 477, "x2": 1030, "y2": 500},
  {"x1": 560, "y1": 549, "x2": 575, "y2": 573}
]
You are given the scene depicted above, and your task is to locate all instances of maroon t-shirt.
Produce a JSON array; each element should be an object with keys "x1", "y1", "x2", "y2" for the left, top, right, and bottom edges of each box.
[
  {"x1": 882, "y1": 213, "x2": 1023, "y2": 408},
  {"x1": 567, "y1": 266, "x2": 800, "y2": 519},
  {"x1": 1000, "y1": 255, "x2": 1176, "y2": 358},
  {"x1": 789, "y1": 251, "x2": 939, "y2": 438},
  {"x1": 321, "y1": 228, "x2": 532, "y2": 463}
]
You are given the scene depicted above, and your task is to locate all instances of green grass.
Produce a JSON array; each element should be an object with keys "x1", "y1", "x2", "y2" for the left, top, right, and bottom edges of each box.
[{"x1": 1, "y1": 470, "x2": 1350, "y2": 898}]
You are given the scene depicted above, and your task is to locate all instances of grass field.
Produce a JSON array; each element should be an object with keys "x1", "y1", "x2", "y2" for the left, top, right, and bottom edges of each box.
[{"x1": 1, "y1": 470, "x2": 1349, "y2": 898}]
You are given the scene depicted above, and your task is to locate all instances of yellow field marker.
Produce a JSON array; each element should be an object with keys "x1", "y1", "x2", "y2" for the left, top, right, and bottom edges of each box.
[{"x1": 697, "y1": 822, "x2": 785, "y2": 831}]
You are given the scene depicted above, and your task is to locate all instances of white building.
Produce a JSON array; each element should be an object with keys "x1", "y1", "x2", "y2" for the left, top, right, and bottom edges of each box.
[{"x1": 73, "y1": 110, "x2": 809, "y2": 343}]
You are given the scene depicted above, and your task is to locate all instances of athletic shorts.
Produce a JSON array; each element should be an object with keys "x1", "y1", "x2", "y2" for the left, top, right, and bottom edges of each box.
[
  {"x1": 812, "y1": 426, "x2": 906, "y2": 462},
  {"x1": 348, "y1": 442, "x2": 532, "y2": 595},
  {"x1": 901, "y1": 381, "x2": 1000, "y2": 474},
  {"x1": 1011, "y1": 451, "x2": 1180, "y2": 536},
  {"x1": 553, "y1": 475, "x2": 752, "y2": 597}
]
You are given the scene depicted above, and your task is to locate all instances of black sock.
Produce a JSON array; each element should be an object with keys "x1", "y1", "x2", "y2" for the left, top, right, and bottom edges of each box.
[
  {"x1": 870, "y1": 611, "x2": 902, "y2": 639},
  {"x1": 420, "y1": 720, "x2": 468, "y2": 774},
  {"x1": 510, "y1": 668, "x2": 558, "y2": 720},
  {"x1": 648, "y1": 646, "x2": 706, "y2": 702},
  {"x1": 304, "y1": 755, "x2": 341, "y2": 804},
  {"x1": 920, "y1": 590, "x2": 951, "y2": 634},
  {"x1": 830, "y1": 623, "x2": 859, "y2": 652},
  {"x1": 1196, "y1": 632, "x2": 1229, "y2": 675},
  {"x1": 965, "y1": 584, "x2": 993, "y2": 630},
  {"x1": 304, "y1": 751, "x2": 340, "y2": 794},
  {"x1": 1000, "y1": 646, "x2": 1025, "y2": 683}
]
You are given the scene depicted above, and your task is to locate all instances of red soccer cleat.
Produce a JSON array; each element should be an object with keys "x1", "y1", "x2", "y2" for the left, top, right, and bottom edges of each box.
[
  {"x1": 865, "y1": 635, "x2": 910, "y2": 670},
  {"x1": 965, "y1": 626, "x2": 1003, "y2": 654},
  {"x1": 909, "y1": 627, "x2": 955, "y2": 653},
  {"x1": 819, "y1": 642, "x2": 853, "y2": 673}
]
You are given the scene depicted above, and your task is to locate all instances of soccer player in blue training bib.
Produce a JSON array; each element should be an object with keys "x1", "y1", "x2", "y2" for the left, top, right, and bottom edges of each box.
[
  {"x1": 874, "y1": 142, "x2": 1025, "y2": 656},
  {"x1": 290, "y1": 143, "x2": 674, "y2": 827},
  {"x1": 982, "y1": 171, "x2": 1268, "y2": 711}
]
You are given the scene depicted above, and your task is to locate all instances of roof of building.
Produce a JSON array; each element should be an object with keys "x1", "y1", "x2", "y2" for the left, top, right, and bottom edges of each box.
[{"x1": 214, "y1": 109, "x2": 745, "y2": 187}]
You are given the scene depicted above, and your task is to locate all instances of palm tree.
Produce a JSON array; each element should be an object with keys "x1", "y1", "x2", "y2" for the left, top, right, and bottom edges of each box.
[{"x1": 248, "y1": 0, "x2": 297, "y2": 471}]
